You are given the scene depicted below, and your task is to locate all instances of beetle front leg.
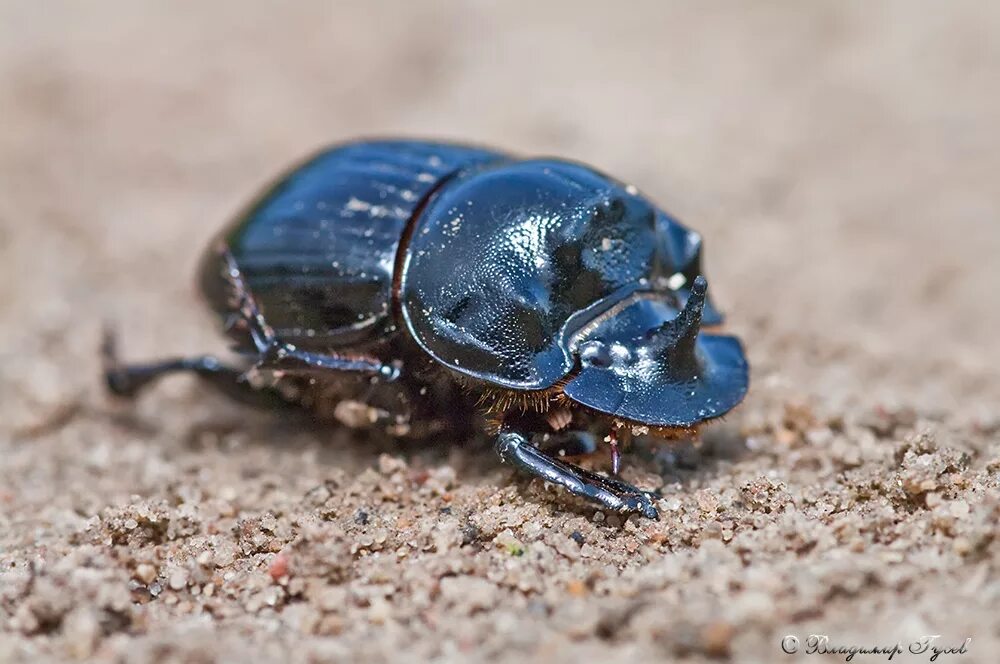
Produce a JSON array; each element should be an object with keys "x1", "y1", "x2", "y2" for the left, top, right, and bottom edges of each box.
[{"x1": 495, "y1": 422, "x2": 659, "y2": 519}]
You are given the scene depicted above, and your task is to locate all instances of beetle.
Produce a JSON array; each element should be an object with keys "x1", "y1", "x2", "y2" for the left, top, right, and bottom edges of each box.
[{"x1": 104, "y1": 139, "x2": 748, "y2": 519}]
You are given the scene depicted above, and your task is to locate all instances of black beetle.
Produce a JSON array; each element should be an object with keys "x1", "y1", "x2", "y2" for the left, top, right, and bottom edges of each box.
[{"x1": 105, "y1": 140, "x2": 748, "y2": 519}]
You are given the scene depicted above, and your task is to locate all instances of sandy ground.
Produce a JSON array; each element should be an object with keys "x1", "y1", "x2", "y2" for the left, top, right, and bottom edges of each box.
[{"x1": 2, "y1": 2, "x2": 999, "y2": 662}]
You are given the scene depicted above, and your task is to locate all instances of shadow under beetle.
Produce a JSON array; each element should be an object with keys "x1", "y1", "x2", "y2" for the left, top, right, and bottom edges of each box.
[{"x1": 105, "y1": 140, "x2": 749, "y2": 519}]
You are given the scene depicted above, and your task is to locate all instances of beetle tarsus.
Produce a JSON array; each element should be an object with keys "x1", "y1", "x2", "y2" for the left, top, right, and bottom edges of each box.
[{"x1": 496, "y1": 425, "x2": 659, "y2": 519}]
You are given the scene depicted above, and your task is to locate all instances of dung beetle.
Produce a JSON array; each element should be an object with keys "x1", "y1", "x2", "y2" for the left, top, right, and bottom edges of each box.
[{"x1": 105, "y1": 140, "x2": 748, "y2": 519}]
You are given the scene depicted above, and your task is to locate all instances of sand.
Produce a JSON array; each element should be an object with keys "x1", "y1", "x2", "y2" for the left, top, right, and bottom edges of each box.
[{"x1": 1, "y1": 2, "x2": 998, "y2": 662}]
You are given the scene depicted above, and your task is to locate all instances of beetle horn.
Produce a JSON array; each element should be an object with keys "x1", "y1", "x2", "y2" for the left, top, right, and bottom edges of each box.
[{"x1": 648, "y1": 275, "x2": 708, "y2": 376}]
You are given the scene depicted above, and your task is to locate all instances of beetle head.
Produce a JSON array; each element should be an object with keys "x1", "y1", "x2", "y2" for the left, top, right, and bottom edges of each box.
[{"x1": 562, "y1": 276, "x2": 748, "y2": 429}]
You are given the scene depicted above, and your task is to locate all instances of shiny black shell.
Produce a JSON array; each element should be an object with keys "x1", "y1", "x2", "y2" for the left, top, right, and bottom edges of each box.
[
  {"x1": 399, "y1": 159, "x2": 721, "y2": 390},
  {"x1": 200, "y1": 140, "x2": 501, "y2": 349},
  {"x1": 199, "y1": 140, "x2": 741, "y2": 427}
]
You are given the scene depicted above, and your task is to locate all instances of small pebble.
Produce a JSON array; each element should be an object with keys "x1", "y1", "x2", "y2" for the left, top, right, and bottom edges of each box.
[
  {"x1": 269, "y1": 552, "x2": 290, "y2": 581},
  {"x1": 135, "y1": 563, "x2": 157, "y2": 585},
  {"x1": 168, "y1": 569, "x2": 189, "y2": 591}
]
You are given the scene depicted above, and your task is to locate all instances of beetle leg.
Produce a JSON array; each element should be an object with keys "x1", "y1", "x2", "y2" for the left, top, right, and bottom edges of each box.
[
  {"x1": 248, "y1": 343, "x2": 401, "y2": 382},
  {"x1": 102, "y1": 328, "x2": 287, "y2": 408},
  {"x1": 220, "y1": 249, "x2": 401, "y2": 383},
  {"x1": 495, "y1": 423, "x2": 659, "y2": 519}
]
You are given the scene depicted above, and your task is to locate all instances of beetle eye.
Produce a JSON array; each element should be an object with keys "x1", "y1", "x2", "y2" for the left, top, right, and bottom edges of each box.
[{"x1": 579, "y1": 340, "x2": 612, "y2": 368}]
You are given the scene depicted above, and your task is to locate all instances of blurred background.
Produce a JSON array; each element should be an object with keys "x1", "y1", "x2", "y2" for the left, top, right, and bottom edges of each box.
[{"x1": 2, "y1": 2, "x2": 999, "y2": 661}]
